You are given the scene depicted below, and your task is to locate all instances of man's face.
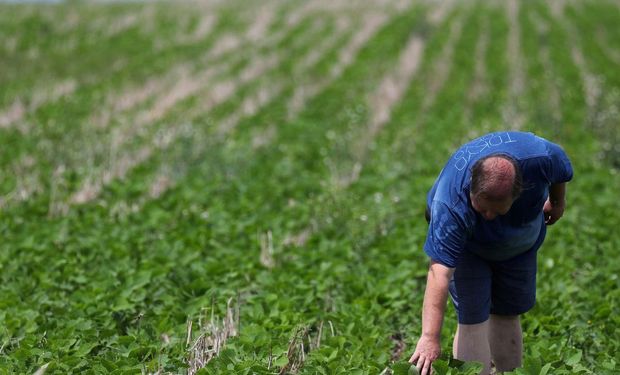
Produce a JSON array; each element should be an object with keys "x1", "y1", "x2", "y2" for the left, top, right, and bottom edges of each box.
[{"x1": 470, "y1": 193, "x2": 514, "y2": 221}]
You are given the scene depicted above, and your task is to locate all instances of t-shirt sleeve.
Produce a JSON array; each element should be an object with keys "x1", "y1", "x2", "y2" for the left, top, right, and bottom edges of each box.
[
  {"x1": 423, "y1": 200, "x2": 468, "y2": 268},
  {"x1": 542, "y1": 141, "x2": 574, "y2": 184}
]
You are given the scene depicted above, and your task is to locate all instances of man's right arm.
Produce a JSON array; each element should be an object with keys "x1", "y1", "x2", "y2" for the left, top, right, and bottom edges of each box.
[{"x1": 409, "y1": 260, "x2": 455, "y2": 375}]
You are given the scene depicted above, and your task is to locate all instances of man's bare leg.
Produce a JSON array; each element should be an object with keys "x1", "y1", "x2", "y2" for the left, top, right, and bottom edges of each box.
[
  {"x1": 488, "y1": 314, "x2": 522, "y2": 372},
  {"x1": 453, "y1": 321, "x2": 492, "y2": 375}
]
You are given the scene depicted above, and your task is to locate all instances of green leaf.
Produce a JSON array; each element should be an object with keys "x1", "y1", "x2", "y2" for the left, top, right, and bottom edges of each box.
[
  {"x1": 431, "y1": 359, "x2": 450, "y2": 373},
  {"x1": 459, "y1": 360, "x2": 483, "y2": 372},
  {"x1": 392, "y1": 361, "x2": 414, "y2": 375},
  {"x1": 523, "y1": 356, "x2": 542, "y2": 375},
  {"x1": 565, "y1": 350, "x2": 582, "y2": 366},
  {"x1": 74, "y1": 343, "x2": 97, "y2": 357},
  {"x1": 602, "y1": 358, "x2": 616, "y2": 370},
  {"x1": 274, "y1": 356, "x2": 289, "y2": 367}
]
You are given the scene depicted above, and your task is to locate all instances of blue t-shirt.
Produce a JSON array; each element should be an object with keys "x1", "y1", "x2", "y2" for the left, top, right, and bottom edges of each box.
[{"x1": 424, "y1": 131, "x2": 573, "y2": 267}]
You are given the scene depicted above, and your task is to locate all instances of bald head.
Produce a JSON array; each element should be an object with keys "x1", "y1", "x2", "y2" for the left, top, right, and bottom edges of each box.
[{"x1": 470, "y1": 155, "x2": 522, "y2": 201}]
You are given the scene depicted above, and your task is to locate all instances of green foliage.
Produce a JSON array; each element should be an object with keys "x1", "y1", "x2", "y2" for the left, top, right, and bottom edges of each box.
[{"x1": 0, "y1": 0, "x2": 619, "y2": 374}]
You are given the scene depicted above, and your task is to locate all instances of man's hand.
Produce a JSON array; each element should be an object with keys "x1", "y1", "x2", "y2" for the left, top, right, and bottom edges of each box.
[
  {"x1": 545, "y1": 182, "x2": 567, "y2": 225},
  {"x1": 408, "y1": 261, "x2": 453, "y2": 375},
  {"x1": 409, "y1": 334, "x2": 441, "y2": 375},
  {"x1": 543, "y1": 198, "x2": 564, "y2": 225}
]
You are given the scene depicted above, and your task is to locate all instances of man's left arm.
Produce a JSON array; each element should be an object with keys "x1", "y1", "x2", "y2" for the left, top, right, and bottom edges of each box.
[
  {"x1": 541, "y1": 139, "x2": 573, "y2": 225},
  {"x1": 544, "y1": 182, "x2": 566, "y2": 225}
]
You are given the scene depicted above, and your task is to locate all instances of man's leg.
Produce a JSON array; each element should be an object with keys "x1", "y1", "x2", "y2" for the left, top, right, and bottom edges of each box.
[
  {"x1": 453, "y1": 321, "x2": 492, "y2": 375},
  {"x1": 488, "y1": 245, "x2": 539, "y2": 373},
  {"x1": 449, "y1": 249, "x2": 494, "y2": 375},
  {"x1": 488, "y1": 314, "x2": 522, "y2": 372}
]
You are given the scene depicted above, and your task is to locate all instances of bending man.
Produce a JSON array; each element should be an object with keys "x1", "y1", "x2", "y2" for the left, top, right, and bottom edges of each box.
[{"x1": 409, "y1": 131, "x2": 573, "y2": 375}]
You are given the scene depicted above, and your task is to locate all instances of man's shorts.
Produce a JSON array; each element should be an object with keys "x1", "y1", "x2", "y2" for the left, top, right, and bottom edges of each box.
[
  {"x1": 424, "y1": 204, "x2": 547, "y2": 324},
  {"x1": 448, "y1": 224, "x2": 546, "y2": 324}
]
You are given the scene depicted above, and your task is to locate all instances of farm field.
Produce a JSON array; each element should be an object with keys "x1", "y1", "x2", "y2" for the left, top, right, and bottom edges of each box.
[{"x1": 0, "y1": 0, "x2": 619, "y2": 373}]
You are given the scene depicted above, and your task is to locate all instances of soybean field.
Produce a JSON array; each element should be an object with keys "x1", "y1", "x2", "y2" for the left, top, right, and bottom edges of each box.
[{"x1": 0, "y1": 0, "x2": 619, "y2": 373}]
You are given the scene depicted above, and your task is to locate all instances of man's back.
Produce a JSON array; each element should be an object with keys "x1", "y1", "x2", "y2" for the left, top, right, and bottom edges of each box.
[{"x1": 424, "y1": 131, "x2": 573, "y2": 265}]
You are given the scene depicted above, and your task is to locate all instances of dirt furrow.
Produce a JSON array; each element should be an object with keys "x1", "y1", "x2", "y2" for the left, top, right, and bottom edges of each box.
[
  {"x1": 57, "y1": 8, "x2": 82, "y2": 33},
  {"x1": 0, "y1": 100, "x2": 25, "y2": 131},
  {"x1": 217, "y1": 84, "x2": 285, "y2": 135},
  {"x1": 531, "y1": 12, "x2": 563, "y2": 125},
  {"x1": 339, "y1": 4, "x2": 456, "y2": 187},
  {"x1": 0, "y1": 79, "x2": 77, "y2": 132},
  {"x1": 287, "y1": 0, "x2": 409, "y2": 14},
  {"x1": 426, "y1": 0, "x2": 453, "y2": 26},
  {"x1": 157, "y1": 13, "x2": 218, "y2": 50},
  {"x1": 104, "y1": 12, "x2": 142, "y2": 38},
  {"x1": 595, "y1": 28, "x2": 620, "y2": 65},
  {"x1": 464, "y1": 16, "x2": 489, "y2": 124},
  {"x1": 247, "y1": 5, "x2": 276, "y2": 42},
  {"x1": 367, "y1": 35, "x2": 425, "y2": 132},
  {"x1": 503, "y1": 0, "x2": 526, "y2": 130},
  {"x1": 251, "y1": 125, "x2": 277, "y2": 150},
  {"x1": 0, "y1": 155, "x2": 39, "y2": 210},
  {"x1": 90, "y1": 3, "x2": 283, "y2": 135},
  {"x1": 570, "y1": 47, "x2": 602, "y2": 113},
  {"x1": 69, "y1": 54, "x2": 280, "y2": 205},
  {"x1": 91, "y1": 64, "x2": 194, "y2": 129},
  {"x1": 139, "y1": 82, "x2": 282, "y2": 206},
  {"x1": 65, "y1": 5, "x2": 370, "y2": 210},
  {"x1": 130, "y1": 65, "x2": 226, "y2": 131},
  {"x1": 548, "y1": 0, "x2": 566, "y2": 19},
  {"x1": 120, "y1": 7, "x2": 332, "y2": 140},
  {"x1": 93, "y1": 15, "x2": 260, "y2": 132},
  {"x1": 205, "y1": 2, "x2": 288, "y2": 64},
  {"x1": 548, "y1": 2, "x2": 602, "y2": 119},
  {"x1": 67, "y1": 4, "x2": 294, "y2": 207},
  {"x1": 336, "y1": 35, "x2": 425, "y2": 188},
  {"x1": 334, "y1": 14, "x2": 388, "y2": 77},
  {"x1": 287, "y1": 13, "x2": 389, "y2": 119},
  {"x1": 63, "y1": 6, "x2": 318, "y2": 207},
  {"x1": 419, "y1": 17, "x2": 464, "y2": 115},
  {"x1": 87, "y1": 5, "x2": 157, "y2": 37},
  {"x1": 71, "y1": 124, "x2": 195, "y2": 204},
  {"x1": 285, "y1": 7, "x2": 457, "y2": 245},
  {"x1": 295, "y1": 16, "x2": 352, "y2": 75},
  {"x1": 136, "y1": 15, "x2": 358, "y2": 205},
  {"x1": 137, "y1": 10, "x2": 373, "y2": 208}
]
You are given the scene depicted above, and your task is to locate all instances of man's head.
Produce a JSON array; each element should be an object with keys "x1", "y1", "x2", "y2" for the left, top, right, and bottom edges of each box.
[{"x1": 469, "y1": 154, "x2": 523, "y2": 220}]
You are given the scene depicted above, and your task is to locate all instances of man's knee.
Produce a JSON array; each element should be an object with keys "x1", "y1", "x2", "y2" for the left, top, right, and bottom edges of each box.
[
  {"x1": 455, "y1": 321, "x2": 490, "y2": 346},
  {"x1": 490, "y1": 314, "x2": 520, "y2": 322}
]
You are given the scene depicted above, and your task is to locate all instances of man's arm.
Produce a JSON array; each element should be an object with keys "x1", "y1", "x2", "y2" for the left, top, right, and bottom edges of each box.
[
  {"x1": 544, "y1": 182, "x2": 566, "y2": 225},
  {"x1": 409, "y1": 260, "x2": 455, "y2": 375}
]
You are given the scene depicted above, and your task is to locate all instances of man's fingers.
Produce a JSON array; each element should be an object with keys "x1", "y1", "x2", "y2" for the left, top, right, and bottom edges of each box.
[
  {"x1": 545, "y1": 213, "x2": 554, "y2": 225},
  {"x1": 415, "y1": 357, "x2": 424, "y2": 374},
  {"x1": 409, "y1": 351, "x2": 419, "y2": 364},
  {"x1": 421, "y1": 357, "x2": 432, "y2": 375}
]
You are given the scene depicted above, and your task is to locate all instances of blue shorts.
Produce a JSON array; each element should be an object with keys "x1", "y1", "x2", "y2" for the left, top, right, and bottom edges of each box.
[{"x1": 448, "y1": 225, "x2": 546, "y2": 324}]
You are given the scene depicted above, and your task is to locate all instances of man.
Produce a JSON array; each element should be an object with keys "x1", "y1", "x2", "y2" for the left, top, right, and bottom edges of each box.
[{"x1": 408, "y1": 131, "x2": 573, "y2": 375}]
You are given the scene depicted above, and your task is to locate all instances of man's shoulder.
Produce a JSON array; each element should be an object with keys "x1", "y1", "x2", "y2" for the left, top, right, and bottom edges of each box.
[{"x1": 430, "y1": 197, "x2": 475, "y2": 228}]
